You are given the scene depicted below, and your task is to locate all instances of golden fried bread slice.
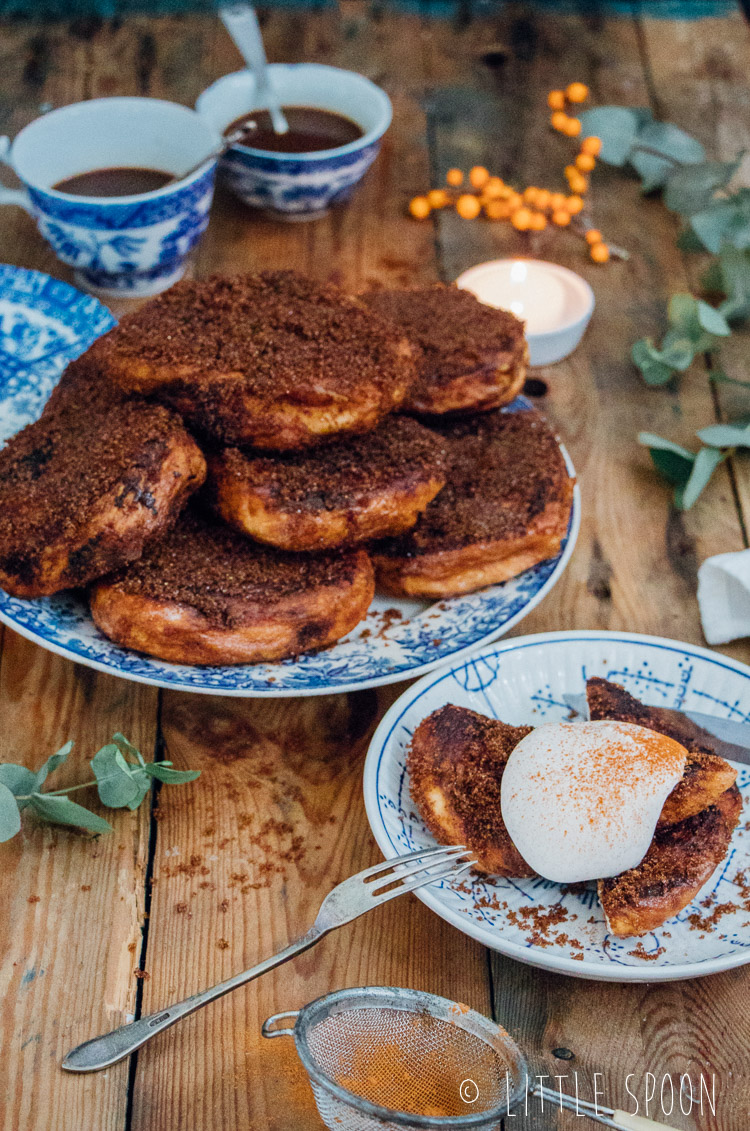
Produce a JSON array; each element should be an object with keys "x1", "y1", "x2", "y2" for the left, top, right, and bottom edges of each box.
[
  {"x1": 0, "y1": 356, "x2": 206, "y2": 597},
  {"x1": 92, "y1": 272, "x2": 415, "y2": 451},
  {"x1": 207, "y1": 417, "x2": 447, "y2": 551},
  {"x1": 361, "y1": 284, "x2": 527, "y2": 415},
  {"x1": 90, "y1": 509, "x2": 374, "y2": 665},
  {"x1": 373, "y1": 408, "x2": 574, "y2": 598},
  {"x1": 586, "y1": 677, "x2": 737, "y2": 826},
  {"x1": 598, "y1": 785, "x2": 742, "y2": 937},
  {"x1": 407, "y1": 704, "x2": 533, "y2": 876}
]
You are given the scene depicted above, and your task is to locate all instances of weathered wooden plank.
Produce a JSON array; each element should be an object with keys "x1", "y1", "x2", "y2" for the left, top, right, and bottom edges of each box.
[
  {"x1": 0, "y1": 634, "x2": 157, "y2": 1131},
  {"x1": 129, "y1": 11, "x2": 492, "y2": 1130},
  {"x1": 418, "y1": 9, "x2": 749, "y2": 1130},
  {"x1": 0, "y1": 20, "x2": 162, "y2": 1131},
  {"x1": 638, "y1": 11, "x2": 750, "y2": 562}
]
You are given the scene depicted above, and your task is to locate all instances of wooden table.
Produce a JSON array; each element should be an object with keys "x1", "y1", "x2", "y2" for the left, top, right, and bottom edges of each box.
[{"x1": 1, "y1": 4, "x2": 750, "y2": 1129}]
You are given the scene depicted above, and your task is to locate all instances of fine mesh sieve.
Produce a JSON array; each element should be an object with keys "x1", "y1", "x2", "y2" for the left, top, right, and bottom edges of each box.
[
  {"x1": 262, "y1": 986, "x2": 679, "y2": 1131},
  {"x1": 262, "y1": 986, "x2": 526, "y2": 1131}
]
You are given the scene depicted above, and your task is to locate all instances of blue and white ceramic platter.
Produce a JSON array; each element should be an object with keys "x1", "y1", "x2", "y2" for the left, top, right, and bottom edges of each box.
[
  {"x1": 0, "y1": 265, "x2": 580, "y2": 697},
  {"x1": 364, "y1": 631, "x2": 750, "y2": 981}
]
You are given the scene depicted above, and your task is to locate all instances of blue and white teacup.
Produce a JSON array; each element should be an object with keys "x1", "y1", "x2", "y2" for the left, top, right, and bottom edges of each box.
[
  {"x1": 0, "y1": 97, "x2": 221, "y2": 297},
  {"x1": 196, "y1": 64, "x2": 392, "y2": 221}
]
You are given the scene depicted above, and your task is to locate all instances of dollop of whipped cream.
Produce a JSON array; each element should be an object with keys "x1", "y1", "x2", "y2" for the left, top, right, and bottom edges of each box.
[{"x1": 500, "y1": 720, "x2": 687, "y2": 883}]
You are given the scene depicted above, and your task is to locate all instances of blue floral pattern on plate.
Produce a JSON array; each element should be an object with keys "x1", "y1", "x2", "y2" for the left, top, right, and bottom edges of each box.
[
  {"x1": 364, "y1": 632, "x2": 750, "y2": 981},
  {"x1": 0, "y1": 265, "x2": 580, "y2": 696}
]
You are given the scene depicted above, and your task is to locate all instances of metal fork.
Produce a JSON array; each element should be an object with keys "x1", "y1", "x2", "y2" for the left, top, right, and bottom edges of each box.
[{"x1": 62, "y1": 844, "x2": 473, "y2": 1073}]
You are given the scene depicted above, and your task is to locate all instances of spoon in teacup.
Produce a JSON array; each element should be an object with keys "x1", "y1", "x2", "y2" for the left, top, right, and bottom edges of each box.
[{"x1": 220, "y1": 3, "x2": 289, "y2": 135}]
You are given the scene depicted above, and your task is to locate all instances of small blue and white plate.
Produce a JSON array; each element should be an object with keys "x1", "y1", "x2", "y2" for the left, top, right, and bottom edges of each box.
[
  {"x1": 364, "y1": 631, "x2": 750, "y2": 981},
  {"x1": 0, "y1": 265, "x2": 580, "y2": 696}
]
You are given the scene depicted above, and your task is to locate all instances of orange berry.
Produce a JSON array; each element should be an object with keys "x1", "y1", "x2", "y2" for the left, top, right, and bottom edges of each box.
[
  {"x1": 576, "y1": 153, "x2": 596, "y2": 173},
  {"x1": 581, "y1": 136, "x2": 602, "y2": 156},
  {"x1": 569, "y1": 173, "x2": 588, "y2": 195},
  {"x1": 549, "y1": 192, "x2": 568, "y2": 211},
  {"x1": 523, "y1": 186, "x2": 540, "y2": 205},
  {"x1": 529, "y1": 211, "x2": 547, "y2": 231},
  {"x1": 484, "y1": 199, "x2": 511, "y2": 220},
  {"x1": 534, "y1": 188, "x2": 552, "y2": 211},
  {"x1": 409, "y1": 196, "x2": 431, "y2": 219},
  {"x1": 511, "y1": 207, "x2": 533, "y2": 231},
  {"x1": 564, "y1": 164, "x2": 579, "y2": 183},
  {"x1": 456, "y1": 193, "x2": 481, "y2": 219},
  {"x1": 566, "y1": 82, "x2": 589, "y2": 103},
  {"x1": 552, "y1": 209, "x2": 571, "y2": 227},
  {"x1": 469, "y1": 165, "x2": 490, "y2": 189},
  {"x1": 563, "y1": 117, "x2": 582, "y2": 137},
  {"x1": 483, "y1": 176, "x2": 505, "y2": 199},
  {"x1": 550, "y1": 111, "x2": 569, "y2": 132},
  {"x1": 446, "y1": 168, "x2": 463, "y2": 187},
  {"x1": 548, "y1": 90, "x2": 566, "y2": 110},
  {"x1": 506, "y1": 191, "x2": 523, "y2": 210},
  {"x1": 566, "y1": 195, "x2": 584, "y2": 215},
  {"x1": 585, "y1": 228, "x2": 603, "y2": 245},
  {"x1": 427, "y1": 188, "x2": 449, "y2": 209},
  {"x1": 590, "y1": 241, "x2": 610, "y2": 263}
]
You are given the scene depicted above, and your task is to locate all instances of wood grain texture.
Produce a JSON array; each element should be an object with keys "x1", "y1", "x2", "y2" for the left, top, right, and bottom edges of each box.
[
  {"x1": 128, "y1": 10, "x2": 490, "y2": 1131},
  {"x1": 0, "y1": 5, "x2": 748, "y2": 1130}
]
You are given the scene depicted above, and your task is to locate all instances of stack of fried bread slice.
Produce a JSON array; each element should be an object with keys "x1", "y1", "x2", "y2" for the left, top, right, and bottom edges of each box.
[
  {"x1": 408, "y1": 679, "x2": 742, "y2": 937},
  {"x1": 0, "y1": 270, "x2": 573, "y2": 665}
]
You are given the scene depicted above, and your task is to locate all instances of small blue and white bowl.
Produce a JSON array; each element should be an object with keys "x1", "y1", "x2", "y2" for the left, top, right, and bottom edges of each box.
[
  {"x1": 197, "y1": 64, "x2": 392, "y2": 221},
  {"x1": 0, "y1": 97, "x2": 221, "y2": 297}
]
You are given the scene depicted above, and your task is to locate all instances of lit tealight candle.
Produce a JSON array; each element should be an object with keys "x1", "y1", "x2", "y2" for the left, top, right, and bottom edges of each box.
[{"x1": 456, "y1": 258, "x2": 594, "y2": 366}]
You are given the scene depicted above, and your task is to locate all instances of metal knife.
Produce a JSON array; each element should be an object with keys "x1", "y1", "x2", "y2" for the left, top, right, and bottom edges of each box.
[{"x1": 563, "y1": 692, "x2": 750, "y2": 765}]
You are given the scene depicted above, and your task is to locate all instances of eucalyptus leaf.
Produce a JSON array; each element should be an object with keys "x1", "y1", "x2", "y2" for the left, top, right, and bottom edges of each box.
[
  {"x1": 112, "y1": 733, "x2": 146, "y2": 767},
  {"x1": 0, "y1": 781, "x2": 21, "y2": 841},
  {"x1": 34, "y1": 740, "x2": 73, "y2": 791},
  {"x1": 667, "y1": 293, "x2": 699, "y2": 332},
  {"x1": 29, "y1": 793, "x2": 112, "y2": 836},
  {"x1": 678, "y1": 446, "x2": 726, "y2": 509},
  {"x1": 0, "y1": 763, "x2": 38, "y2": 810},
  {"x1": 577, "y1": 106, "x2": 643, "y2": 166},
  {"x1": 690, "y1": 200, "x2": 739, "y2": 253},
  {"x1": 715, "y1": 245, "x2": 750, "y2": 322},
  {"x1": 143, "y1": 764, "x2": 201, "y2": 785},
  {"x1": 92, "y1": 744, "x2": 143, "y2": 808},
  {"x1": 696, "y1": 300, "x2": 731, "y2": 336},
  {"x1": 638, "y1": 432, "x2": 696, "y2": 488},
  {"x1": 663, "y1": 158, "x2": 741, "y2": 216},
  {"x1": 631, "y1": 119, "x2": 706, "y2": 192},
  {"x1": 631, "y1": 339, "x2": 676, "y2": 385},
  {"x1": 696, "y1": 422, "x2": 750, "y2": 447}
]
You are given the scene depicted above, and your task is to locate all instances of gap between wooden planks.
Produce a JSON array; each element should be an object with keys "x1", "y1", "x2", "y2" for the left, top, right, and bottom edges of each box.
[{"x1": 0, "y1": 6, "x2": 748, "y2": 1130}]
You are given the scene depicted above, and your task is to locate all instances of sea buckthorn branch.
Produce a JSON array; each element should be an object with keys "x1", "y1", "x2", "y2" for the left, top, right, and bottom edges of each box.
[{"x1": 409, "y1": 82, "x2": 613, "y2": 265}]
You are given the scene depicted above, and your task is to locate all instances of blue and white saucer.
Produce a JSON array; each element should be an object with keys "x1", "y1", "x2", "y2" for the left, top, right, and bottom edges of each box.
[
  {"x1": 0, "y1": 265, "x2": 580, "y2": 697},
  {"x1": 364, "y1": 631, "x2": 750, "y2": 981}
]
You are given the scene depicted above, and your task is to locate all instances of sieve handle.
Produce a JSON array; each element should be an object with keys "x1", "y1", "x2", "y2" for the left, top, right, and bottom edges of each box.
[{"x1": 261, "y1": 1010, "x2": 299, "y2": 1039}]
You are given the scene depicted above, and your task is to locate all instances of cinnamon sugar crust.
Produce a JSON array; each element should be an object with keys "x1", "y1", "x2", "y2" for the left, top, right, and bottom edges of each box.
[
  {"x1": 361, "y1": 284, "x2": 527, "y2": 414},
  {"x1": 90, "y1": 509, "x2": 375, "y2": 664},
  {"x1": 0, "y1": 354, "x2": 206, "y2": 597},
  {"x1": 372, "y1": 408, "x2": 574, "y2": 597},
  {"x1": 208, "y1": 417, "x2": 448, "y2": 551},
  {"x1": 408, "y1": 704, "x2": 533, "y2": 876},
  {"x1": 93, "y1": 271, "x2": 416, "y2": 450},
  {"x1": 598, "y1": 785, "x2": 742, "y2": 937}
]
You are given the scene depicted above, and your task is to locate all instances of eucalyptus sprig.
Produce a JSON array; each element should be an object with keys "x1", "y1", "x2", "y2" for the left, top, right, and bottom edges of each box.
[
  {"x1": 0, "y1": 733, "x2": 199, "y2": 843},
  {"x1": 580, "y1": 104, "x2": 750, "y2": 508}
]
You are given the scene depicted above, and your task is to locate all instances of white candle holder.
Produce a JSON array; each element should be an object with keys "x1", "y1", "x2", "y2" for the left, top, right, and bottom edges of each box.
[{"x1": 456, "y1": 258, "x2": 595, "y2": 366}]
